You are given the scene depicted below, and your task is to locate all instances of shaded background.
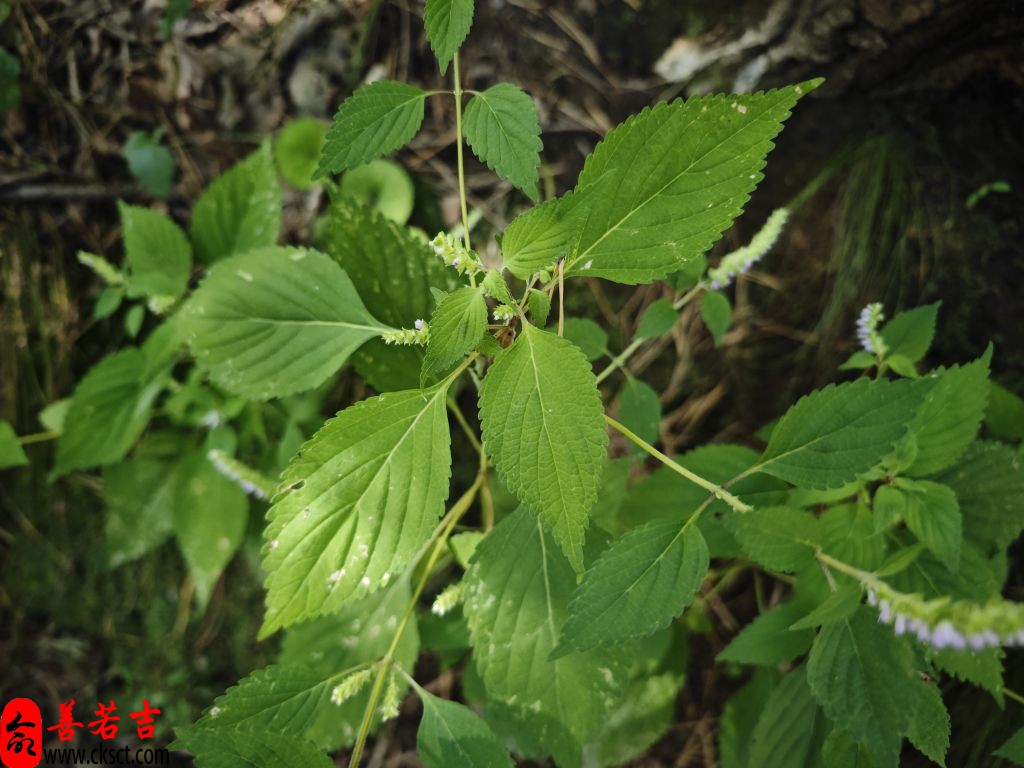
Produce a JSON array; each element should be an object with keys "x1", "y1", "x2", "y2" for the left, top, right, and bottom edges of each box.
[{"x1": 2, "y1": 0, "x2": 1023, "y2": 765}]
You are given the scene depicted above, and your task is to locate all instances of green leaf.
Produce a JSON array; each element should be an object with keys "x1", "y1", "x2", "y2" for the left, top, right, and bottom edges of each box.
[
  {"x1": 906, "y1": 680, "x2": 949, "y2": 766},
  {"x1": 932, "y1": 647, "x2": 1003, "y2": 705},
  {"x1": 187, "y1": 663, "x2": 338, "y2": 735},
  {"x1": 0, "y1": 420, "x2": 28, "y2": 469},
  {"x1": 103, "y1": 452, "x2": 177, "y2": 567},
  {"x1": 280, "y1": 580, "x2": 419, "y2": 749},
  {"x1": 807, "y1": 608, "x2": 918, "y2": 768},
  {"x1": 906, "y1": 347, "x2": 992, "y2": 476},
  {"x1": 789, "y1": 583, "x2": 862, "y2": 630},
  {"x1": 838, "y1": 349, "x2": 877, "y2": 371},
  {"x1": 748, "y1": 666, "x2": 830, "y2": 768},
  {"x1": 560, "y1": 317, "x2": 608, "y2": 361},
  {"x1": 316, "y1": 81, "x2": 427, "y2": 178},
  {"x1": 985, "y1": 381, "x2": 1024, "y2": 441},
  {"x1": 261, "y1": 385, "x2": 452, "y2": 636},
  {"x1": 421, "y1": 286, "x2": 487, "y2": 384},
  {"x1": 172, "y1": 726, "x2": 334, "y2": 768},
  {"x1": 727, "y1": 505, "x2": 820, "y2": 572},
  {"x1": 275, "y1": 117, "x2": 327, "y2": 189},
  {"x1": 182, "y1": 246, "x2": 388, "y2": 399},
  {"x1": 822, "y1": 730, "x2": 879, "y2": 768},
  {"x1": 996, "y1": 728, "x2": 1024, "y2": 765},
  {"x1": 755, "y1": 377, "x2": 928, "y2": 489},
  {"x1": 527, "y1": 288, "x2": 551, "y2": 326},
  {"x1": 124, "y1": 131, "x2": 175, "y2": 199},
  {"x1": 190, "y1": 144, "x2": 281, "y2": 263},
  {"x1": 118, "y1": 202, "x2": 191, "y2": 299},
  {"x1": 339, "y1": 159, "x2": 416, "y2": 224},
  {"x1": 53, "y1": 348, "x2": 168, "y2": 476},
  {"x1": 719, "y1": 668, "x2": 779, "y2": 768},
  {"x1": 464, "y1": 507, "x2": 625, "y2": 761},
  {"x1": 565, "y1": 81, "x2": 820, "y2": 284},
  {"x1": 416, "y1": 688, "x2": 514, "y2": 768},
  {"x1": 880, "y1": 302, "x2": 940, "y2": 364},
  {"x1": 479, "y1": 323, "x2": 608, "y2": 571},
  {"x1": 618, "y1": 377, "x2": 660, "y2": 450},
  {"x1": 464, "y1": 83, "x2": 542, "y2": 200},
  {"x1": 174, "y1": 451, "x2": 248, "y2": 610},
  {"x1": 635, "y1": 297, "x2": 677, "y2": 339},
  {"x1": 718, "y1": 601, "x2": 814, "y2": 666},
  {"x1": 554, "y1": 521, "x2": 708, "y2": 656},
  {"x1": 500, "y1": 190, "x2": 588, "y2": 279},
  {"x1": 325, "y1": 199, "x2": 453, "y2": 391},
  {"x1": 423, "y1": 0, "x2": 474, "y2": 74},
  {"x1": 889, "y1": 478, "x2": 962, "y2": 569},
  {"x1": 937, "y1": 441, "x2": 1024, "y2": 552},
  {"x1": 701, "y1": 291, "x2": 732, "y2": 346},
  {"x1": 93, "y1": 286, "x2": 124, "y2": 319}
]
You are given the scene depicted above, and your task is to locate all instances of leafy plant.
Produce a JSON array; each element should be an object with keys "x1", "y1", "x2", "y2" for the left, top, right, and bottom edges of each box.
[{"x1": 8, "y1": 3, "x2": 1024, "y2": 767}]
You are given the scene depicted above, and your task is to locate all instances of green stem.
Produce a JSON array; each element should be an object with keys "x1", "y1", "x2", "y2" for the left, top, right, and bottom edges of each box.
[
  {"x1": 17, "y1": 430, "x2": 59, "y2": 445},
  {"x1": 605, "y1": 415, "x2": 752, "y2": 512},
  {"x1": 347, "y1": 475, "x2": 483, "y2": 767},
  {"x1": 1004, "y1": 687, "x2": 1024, "y2": 707},
  {"x1": 452, "y1": 52, "x2": 475, "y2": 288},
  {"x1": 594, "y1": 286, "x2": 703, "y2": 385}
]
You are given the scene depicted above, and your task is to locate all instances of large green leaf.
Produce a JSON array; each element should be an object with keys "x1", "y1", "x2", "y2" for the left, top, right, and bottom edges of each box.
[
  {"x1": 463, "y1": 507, "x2": 625, "y2": 764},
  {"x1": 906, "y1": 348, "x2": 991, "y2": 476},
  {"x1": 478, "y1": 322, "x2": 608, "y2": 571},
  {"x1": 748, "y1": 666, "x2": 830, "y2": 768},
  {"x1": 423, "y1": 0, "x2": 474, "y2": 74},
  {"x1": 186, "y1": 663, "x2": 337, "y2": 736},
  {"x1": 325, "y1": 199, "x2": 453, "y2": 391},
  {"x1": 718, "y1": 601, "x2": 814, "y2": 666},
  {"x1": 421, "y1": 286, "x2": 487, "y2": 384},
  {"x1": 183, "y1": 246, "x2": 388, "y2": 399},
  {"x1": 755, "y1": 377, "x2": 928, "y2": 489},
  {"x1": 937, "y1": 440, "x2": 1024, "y2": 552},
  {"x1": 172, "y1": 726, "x2": 334, "y2": 768},
  {"x1": 907, "y1": 679, "x2": 950, "y2": 766},
  {"x1": 103, "y1": 452, "x2": 177, "y2": 566},
  {"x1": 416, "y1": 688, "x2": 513, "y2": 768},
  {"x1": 885, "y1": 479, "x2": 962, "y2": 568},
  {"x1": 261, "y1": 386, "x2": 452, "y2": 636},
  {"x1": 727, "y1": 505, "x2": 820, "y2": 572},
  {"x1": 554, "y1": 521, "x2": 708, "y2": 656},
  {"x1": 119, "y1": 202, "x2": 191, "y2": 299},
  {"x1": 500, "y1": 190, "x2": 589, "y2": 279},
  {"x1": 464, "y1": 83, "x2": 542, "y2": 200},
  {"x1": 316, "y1": 81, "x2": 427, "y2": 178},
  {"x1": 807, "y1": 608, "x2": 918, "y2": 768},
  {"x1": 563, "y1": 81, "x2": 819, "y2": 284},
  {"x1": 173, "y1": 451, "x2": 248, "y2": 609},
  {"x1": 190, "y1": 144, "x2": 281, "y2": 263},
  {"x1": 53, "y1": 348, "x2": 169, "y2": 476},
  {"x1": 996, "y1": 728, "x2": 1024, "y2": 765}
]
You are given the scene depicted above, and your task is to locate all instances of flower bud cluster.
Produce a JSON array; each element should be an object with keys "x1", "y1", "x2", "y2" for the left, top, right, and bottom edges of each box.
[
  {"x1": 330, "y1": 668, "x2": 373, "y2": 706},
  {"x1": 430, "y1": 232, "x2": 481, "y2": 277},
  {"x1": 869, "y1": 583, "x2": 1024, "y2": 651},
  {"x1": 856, "y1": 302, "x2": 888, "y2": 356},
  {"x1": 382, "y1": 320, "x2": 429, "y2": 346},
  {"x1": 431, "y1": 582, "x2": 464, "y2": 616},
  {"x1": 707, "y1": 207, "x2": 789, "y2": 290}
]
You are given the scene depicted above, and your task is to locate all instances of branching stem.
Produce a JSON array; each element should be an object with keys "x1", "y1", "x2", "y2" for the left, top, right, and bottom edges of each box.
[
  {"x1": 605, "y1": 415, "x2": 751, "y2": 512},
  {"x1": 347, "y1": 473, "x2": 483, "y2": 767},
  {"x1": 452, "y1": 52, "x2": 475, "y2": 288}
]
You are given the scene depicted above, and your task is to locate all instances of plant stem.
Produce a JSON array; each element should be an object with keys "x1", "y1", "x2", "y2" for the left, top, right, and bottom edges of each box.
[
  {"x1": 594, "y1": 285, "x2": 703, "y2": 385},
  {"x1": 347, "y1": 474, "x2": 483, "y2": 767},
  {"x1": 447, "y1": 396, "x2": 483, "y2": 455},
  {"x1": 557, "y1": 260, "x2": 565, "y2": 336},
  {"x1": 452, "y1": 52, "x2": 475, "y2": 288},
  {"x1": 17, "y1": 430, "x2": 59, "y2": 445},
  {"x1": 605, "y1": 415, "x2": 752, "y2": 512},
  {"x1": 1004, "y1": 687, "x2": 1024, "y2": 707}
]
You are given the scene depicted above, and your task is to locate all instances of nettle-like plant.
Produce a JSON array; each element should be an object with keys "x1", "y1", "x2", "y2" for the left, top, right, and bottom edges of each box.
[{"x1": 6, "y1": 3, "x2": 1024, "y2": 767}]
